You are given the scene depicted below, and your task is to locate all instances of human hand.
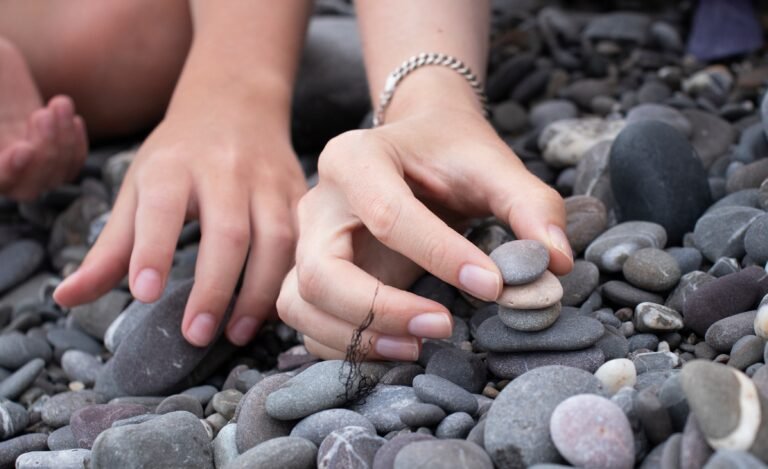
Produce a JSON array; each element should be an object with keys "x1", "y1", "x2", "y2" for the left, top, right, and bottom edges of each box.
[
  {"x1": 277, "y1": 106, "x2": 573, "y2": 361},
  {"x1": 54, "y1": 101, "x2": 306, "y2": 347}
]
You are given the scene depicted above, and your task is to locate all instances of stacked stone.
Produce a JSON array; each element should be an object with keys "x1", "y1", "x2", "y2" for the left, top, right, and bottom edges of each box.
[{"x1": 476, "y1": 240, "x2": 607, "y2": 379}]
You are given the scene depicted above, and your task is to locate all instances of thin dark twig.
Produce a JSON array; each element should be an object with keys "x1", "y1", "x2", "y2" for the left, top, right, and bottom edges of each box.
[{"x1": 340, "y1": 280, "x2": 380, "y2": 403}]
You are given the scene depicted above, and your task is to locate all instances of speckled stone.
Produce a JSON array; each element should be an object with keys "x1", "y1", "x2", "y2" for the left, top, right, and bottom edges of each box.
[
  {"x1": 349, "y1": 385, "x2": 421, "y2": 434},
  {"x1": 489, "y1": 240, "x2": 550, "y2": 285},
  {"x1": 317, "y1": 426, "x2": 385, "y2": 469},
  {"x1": 539, "y1": 117, "x2": 625, "y2": 168},
  {"x1": 565, "y1": 196, "x2": 608, "y2": 255},
  {"x1": 42, "y1": 390, "x2": 106, "y2": 428},
  {"x1": 291, "y1": 409, "x2": 375, "y2": 446},
  {"x1": 227, "y1": 436, "x2": 316, "y2": 469},
  {"x1": 693, "y1": 206, "x2": 764, "y2": 262},
  {"x1": 70, "y1": 404, "x2": 149, "y2": 449},
  {"x1": 550, "y1": 394, "x2": 634, "y2": 469},
  {"x1": 622, "y1": 248, "x2": 681, "y2": 292},
  {"x1": 634, "y1": 303, "x2": 684, "y2": 332},
  {"x1": 496, "y1": 271, "x2": 563, "y2": 309}
]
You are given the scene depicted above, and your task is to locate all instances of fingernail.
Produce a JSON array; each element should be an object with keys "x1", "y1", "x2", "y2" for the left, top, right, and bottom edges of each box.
[
  {"x1": 186, "y1": 312, "x2": 216, "y2": 347},
  {"x1": 458, "y1": 264, "x2": 501, "y2": 301},
  {"x1": 228, "y1": 317, "x2": 261, "y2": 346},
  {"x1": 375, "y1": 336, "x2": 420, "y2": 361},
  {"x1": 408, "y1": 313, "x2": 453, "y2": 338},
  {"x1": 133, "y1": 268, "x2": 162, "y2": 301},
  {"x1": 548, "y1": 224, "x2": 574, "y2": 263}
]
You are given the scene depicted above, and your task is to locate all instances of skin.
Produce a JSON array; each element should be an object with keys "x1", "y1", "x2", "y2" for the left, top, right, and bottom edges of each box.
[
  {"x1": 277, "y1": 0, "x2": 574, "y2": 361},
  {"x1": 53, "y1": 0, "x2": 313, "y2": 348}
]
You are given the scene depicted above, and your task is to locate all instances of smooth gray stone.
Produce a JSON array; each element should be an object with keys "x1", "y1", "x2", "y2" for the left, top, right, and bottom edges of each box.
[
  {"x1": 529, "y1": 100, "x2": 578, "y2": 130},
  {"x1": 744, "y1": 214, "x2": 768, "y2": 264},
  {"x1": 683, "y1": 109, "x2": 735, "y2": 168},
  {"x1": 156, "y1": 394, "x2": 204, "y2": 418},
  {"x1": 291, "y1": 409, "x2": 375, "y2": 446},
  {"x1": 266, "y1": 360, "x2": 389, "y2": 421},
  {"x1": 434, "y1": 412, "x2": 475, "y2": 439},
  {"x1": 633, "y1": 352, "x2": 678, "y2": 375},
  {"x1": 489, "y1": 240, "x2": 550, "y2": 285},
  {"x1": 61, "y1": 350, "x2": 102, "y2": 386},
  {"x1": 235, "y1": 369, "x2": 263, "y2": 393},
  {"x1": 372, "y1": 433, "x2": 434, "y2": 469},
  {"x1": 0, "y1": 357, "x2": 43, "y2": 399},
  {"x1": 47, "y1": 328, "x2": 102, "y2": 355},
  {"x1": 379, "y1": 364, "x2": 424, "y2": 386},
  {"x1": 0, "y1": 240, "x2": 44, "y2": 294},
  {"x1": 213, "y1": 423, "x2": 239, "y2": 469},
  {"x1": 666, "y1": 247, "x2": 703, "y2": 275},
  {"x1": 659, "y1": 374, "x2": 690, "y2": 431},
  {"x1": 623, "y1": 248, "x2": 681, "y2": 292},
  {"x1": 681, "y1": 361, "x2": 768, "y2": 461},
  {"x1": 235, "y1": 374, "x2": 293, "y2": 453},
  {"x1": 111, "y1": 279, "x2": 231, "y2": 395},
  {"x1": 425, "y1": 348, "x2": 486, "y2": 394},
  {"x1": 626, "y1": 103, "x2": 692, "y2": 136},
  {"x1": 595, "y1": 325, "x2": 630, "y2": 360},
  {"x1": 585, "y1": 222, "x2": 667, "y2": 273},
  {"x1": 708, "y1": 257, "x2": 741, "y2": 278},
  {"x1": 476, "y1": 310, "x2": 604, "y2": 352},
  {"x1": 90, "y1": 411, "x2": 214, "y2": 469},
  {"x1": 71, "y1": 290, "x2": 131, "y2": 340},
  {"x1": 317, "y1": 426, "x2": 385, "y2": 469},
  {"x1": 41, "y1": 390, "x2": 105, "y2": 428},
  {"x1": 0, "y1": 433, "x2": 48, "y2": 468},
  {"x1": 349, "y1": 385, "x2": 421, "y2": 434},
  {"x1": 0, "y1": 398, "x2": 28, "y2": 439},
  {"x1": 727, "y1": 335, "x2": 766, "y2": 370},
  {"x1": 665, "y1": 271, "x2": 715, "y2": 313},
  {"x1": 393, "y1": 439, "x2": 493, "y2": 469},
  {"x1": 484, "y1": 366, "x2": 604, "y2": 468},
  {"x1": 211, "y1": 389, "x2": 242, "y2": 420},
  {"x1": 228, "y1": 436, "x2": 316, "y2": 469},
  {"x1": 681, "y1": 414, "x2": 714, "y2": 469},
  {"x1": 628, "y1": 333, "x2": 660, "y2": 352},
  {"x1": 693, "y1": 206, "x2": 764, "y2": 262},
  {"x1": 0, "y1": 331, "x2": 51, "y2": 369},
  {"x1": 16, "y1": 449, "x2": 91, "y2": 469},
  {"x1": 398, "y1": 403, "x2": 446, "y2": 428},
  {"x1": 601, "y1": 281, "x2": 664, "y2": 309},
  {"x1": 103, "y1": 300, "x2": 152, "y2": 354},
  {"x1": 705, "y1": 311, "x2": 758, "y2": 353},
  {"x1": 559, "y1": 260, "x2": 600, "y2": 306},
  {"x1": 110, "y1": 414, "x2": 159, "y2": 428},
  {"x1": 48, "y1": 425, "x2": 78, "y2": 451},
  {"x1": 704, "y1": 449, "x2": 767, "y2": 468},
  {"x1": 413, "y1": 374, "x2": 478, "y2": 415},
  {"x1": 498, "y1": 303, "x2": 562, "y2": 332},
  {"x1": 488, "y1": 346, "x2": 605, "y2": 379},
  {"x1": 182, "y1": 385, "x2": 218, "y2": 406}
]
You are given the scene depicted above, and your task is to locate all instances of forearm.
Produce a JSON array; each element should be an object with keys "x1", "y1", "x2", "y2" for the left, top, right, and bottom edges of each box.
[
  {"x1": 169, "y1": 0, "x2": 313, "y2": 137},
  {"x1": 355, "y1": 0, "x2": 489, "y2": 122}
]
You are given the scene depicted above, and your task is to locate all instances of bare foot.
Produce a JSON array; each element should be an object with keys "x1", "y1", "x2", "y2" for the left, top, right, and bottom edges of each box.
[{"x1": 0, "y1": 37, "x2": 87, "y2": 200}]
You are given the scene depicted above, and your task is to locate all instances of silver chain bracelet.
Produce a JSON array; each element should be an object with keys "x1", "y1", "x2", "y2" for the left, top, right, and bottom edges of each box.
[{"x1": 372, "y1": 52, "x2": 489, "y2": 127}]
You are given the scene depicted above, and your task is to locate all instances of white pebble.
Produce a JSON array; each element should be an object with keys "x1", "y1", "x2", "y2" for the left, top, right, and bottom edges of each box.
[
  {"x1": 594, "y1": 359, "x2": 637, "y2": 395},
  {"x1": 755, "y1": 302, "x2": 768, "y2": 340}
]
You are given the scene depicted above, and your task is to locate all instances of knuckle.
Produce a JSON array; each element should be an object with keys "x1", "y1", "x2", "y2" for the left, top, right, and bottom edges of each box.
[
  {"x1": 263, "y1": 223, "x2": 296, "y2": 255},
  {"x1": 215, "y1": 223, "x2": 251, "y2": 247},
  {"x1": 365, "y1": 194, "x2": 402, "y2": 244},
  {"x1": 296, "y1": 260, "x2": 324, "y2": 303},
  {"x1": 318, "y1": 130, "x2": 379, "y2": 180},
  {"x1": 421, "y1": 234, "x2": 450, "y2": 271}
]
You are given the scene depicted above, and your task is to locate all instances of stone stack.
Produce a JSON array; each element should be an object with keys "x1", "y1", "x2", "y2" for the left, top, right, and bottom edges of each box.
[{"x1": 476, "y1": 239, "x2": 607, "y2": 379}]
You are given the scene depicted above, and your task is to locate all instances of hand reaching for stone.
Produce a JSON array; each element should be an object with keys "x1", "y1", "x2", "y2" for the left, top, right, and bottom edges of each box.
[
  {"x1": 277, "y1": 107, "x2": 573, "y2": 361},
  {"x1": 54, "y1": 107, "x2": 307, "y2": 348}
]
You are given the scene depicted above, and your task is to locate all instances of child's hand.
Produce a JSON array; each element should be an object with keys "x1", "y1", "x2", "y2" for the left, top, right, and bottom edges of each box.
[
  {"x1": 277, "y1": 107, "x2": 572, "y2": 361},
  {"x1": 54, "y1": 102, "x2": 306, "y2": 347}
]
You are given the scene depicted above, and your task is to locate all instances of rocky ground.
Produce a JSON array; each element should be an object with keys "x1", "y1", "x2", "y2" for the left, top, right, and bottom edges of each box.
[{"x1": 1, "y1": 1, "x2": 768, "y2": 468}]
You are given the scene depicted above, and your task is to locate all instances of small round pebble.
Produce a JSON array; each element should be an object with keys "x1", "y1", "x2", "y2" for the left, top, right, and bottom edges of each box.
[
  {"x1": 290, "y1": 409, "x2": 375, "y2": 446},
  {"x1": 412, "y1": 374, "x2": 478, "y2": 415},
  {"x1": 398, "y1": 403, "x2": 446, "y2": 428},
  {"x1": 227, "y1": 436, "x2": 316, "y2": 469},
  {"x1": 434, "y1": 412, "x2": 475, "y2": 439},
  {"x1": 550, "y1": 394, "x2": 635, "y2": 469},
  {"x1": 594, "y1": 359, "x2": 637, "y2": 395},
  {"x1": 498, "y1": 303, "x2": 562, "y2": 332},
  {"x1": 489, "y1": 240, "x2": 550, "y2": 285},
  {"x1": 496, "y1": 271, "x2": 563, "y2": 309},
  {"x1": 622, "y1": 248, "x2": 681, "y2": 292}
]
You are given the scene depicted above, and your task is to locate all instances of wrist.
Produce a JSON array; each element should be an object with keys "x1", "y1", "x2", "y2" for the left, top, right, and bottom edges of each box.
[{"x1": 380, "y1": 66, "x2": 486, "y2": 124}]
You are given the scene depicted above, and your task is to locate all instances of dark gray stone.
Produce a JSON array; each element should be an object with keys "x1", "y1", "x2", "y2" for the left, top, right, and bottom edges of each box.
[
  {"x1": 488, "y1": 346, "x2": 605, "y2": 379},
  {"x1": 412, "y1": 374, "x2": 478, "y2": 415},
  {"x1": 291, "y1": 409, "x2": 375, "y2": 446},
  {"x1": 70, "y1": 404, "x2": 149, "y2": 449},
  {"x1": 349, "y1": 385, "x2": 420, "y2": 434},
  {"x1": 235, "y1": 374, "x2": 293, "y2": 453},
  {"x1": 489, "y1": 240, "x2": 550, "y2": 285},
  {"x1": 0, "y1": 240, "x2": 44, "y2": 294},
  {"x1": 476, "y1": 310, "x2": 604, "y2": 352},
  {"x1": 694, "y1": 206, "x2": 764, "y2": 262}
]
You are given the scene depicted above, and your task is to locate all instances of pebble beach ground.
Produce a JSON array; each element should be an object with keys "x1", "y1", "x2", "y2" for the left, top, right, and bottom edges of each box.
[{"x1": 2, "y1": 1, "x2": 768, "y2": 468}]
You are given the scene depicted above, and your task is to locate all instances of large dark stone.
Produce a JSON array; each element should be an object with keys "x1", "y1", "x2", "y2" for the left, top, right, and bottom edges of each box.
[{"x1": 610, "y1": 121, "x2": 711, "y2": 244}]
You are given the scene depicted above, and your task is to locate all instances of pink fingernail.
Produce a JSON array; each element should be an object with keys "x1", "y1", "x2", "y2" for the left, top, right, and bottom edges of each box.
[
  {"x1": 133, "y1": 268, "x2": 162, "y2": 302},
  {"x1": 375, "y1": 336, "x2": 419, "y2": 361},
  {"x1": 228, "y1": 317, "x2": 261, "y2": 346},
  {"x1": 458, "y1": 264, "x2": 501, "y2": 301},
  {"x1": 408, "y1": 313, "x2": 453, "y2": 338},
  {"x1": 186, "y1": 312, "x2": 216, "y2": 347},
  {"x1": 548, "y1": 224, "x2": 574, "y2": 263}
]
